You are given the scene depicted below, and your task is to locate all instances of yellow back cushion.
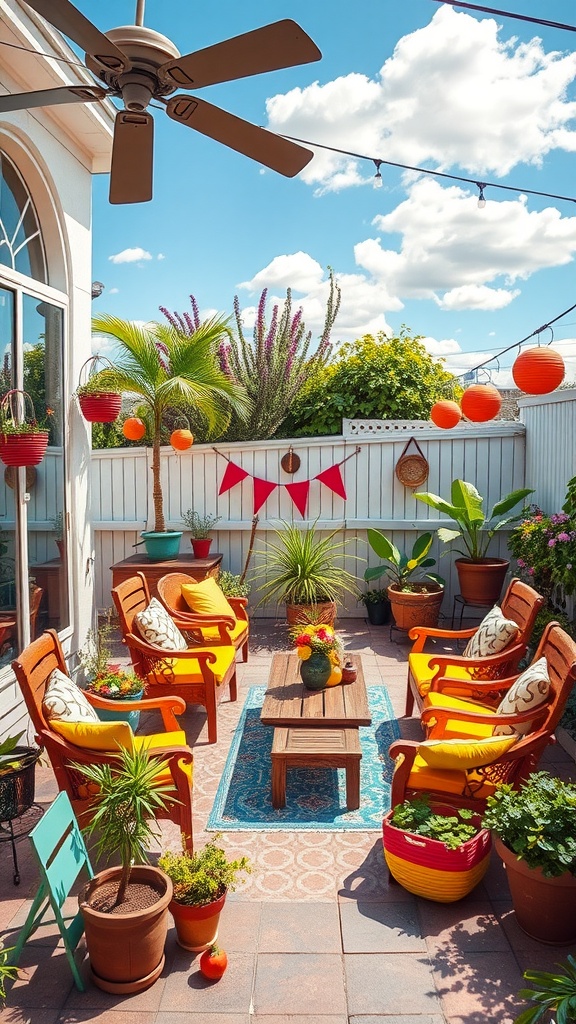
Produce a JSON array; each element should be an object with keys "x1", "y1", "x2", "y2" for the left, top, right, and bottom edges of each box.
[
  {"x1": 417, "y1": 734, "x2": 518, "y2": 770},
  {"x1": 52, "y1": 718, "x2": 135, "y2": 752},
  {"x1": 181, "y1": 577, "x2": 235, "y2": 618}
]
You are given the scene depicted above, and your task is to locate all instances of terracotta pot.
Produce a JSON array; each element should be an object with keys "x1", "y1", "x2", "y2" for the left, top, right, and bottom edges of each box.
[
  {"x1": 78, "y1": 392, "x2": 121, "y2": 423},
  {"x1": 79, "y1": 865, "x2": 172, "y2": 993},
  {"x1": 455, "y1": 558, "x2": 509, "y2": 605},
  {"x1": 387, "y1": 583, "x2": 444, "y2": 631},
  {"x1": 285, "y1": 601, "x2": 336, "y2": 626},
  {"x1": 191, "y1": 538, "x2": 212, "y2": 559},
  {"x1": 495, "y1": 835, "x2": 576, "y2": 944},
  {"x1": 169, "y1": 891, "x2": 226, "y2": 951}
]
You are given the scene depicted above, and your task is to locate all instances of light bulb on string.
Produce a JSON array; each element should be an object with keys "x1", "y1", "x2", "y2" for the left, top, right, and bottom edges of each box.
[
  {"x1": 373, "y1": 160, "x2": 383, "y2": 189},
  {"x1": 477, "y1": 183, "x2": 487, "y2": 209}
]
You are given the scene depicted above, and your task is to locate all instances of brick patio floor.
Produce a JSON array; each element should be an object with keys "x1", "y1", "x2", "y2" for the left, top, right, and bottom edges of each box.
[{"x1": 0, "y1": 617, "x2": 574, "y2": 1023}]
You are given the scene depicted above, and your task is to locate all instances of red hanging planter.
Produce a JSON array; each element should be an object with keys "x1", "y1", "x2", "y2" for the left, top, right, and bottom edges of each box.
[
  {"x1": 430, "y1": 400, "x2": 462, "y2": 429},
  {"x1": 512, "y1": 346, "x2": 565, "y2": 395},
  {"x1": 460, "y1": 383, "x2": 502, "y2": 422},
  {"x1": 78, "y1": 392, "x2": 122, "y2": 423},
  {"x1": 0, "y1": 391, "x2": 49, "y2": 467}
]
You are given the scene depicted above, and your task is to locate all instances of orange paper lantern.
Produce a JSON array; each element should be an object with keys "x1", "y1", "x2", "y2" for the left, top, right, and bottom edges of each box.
[
  {"x1": 430, "y1": 400, "x2": 462, "y2": 429},
  {"x1": 170, "y1": 428, "x2": 194, "y2": 451},
  {"x1": 460, "y1": 384, "x2": 502, "y2": 423},
  {"x1": 512, "y1": 347, "x2": 565, "y2": 395},
  {"x1": 122, "y1": 416, "x2": 146, "y2": 441}
]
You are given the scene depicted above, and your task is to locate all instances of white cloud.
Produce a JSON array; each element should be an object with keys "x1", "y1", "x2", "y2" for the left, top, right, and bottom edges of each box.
[
  {"x1": 157, "y1": 253, "x2": 165, "y2": 261},
  {"x1": 108, "y1": 247, "x2": 152, "y2": 264},
  {"x1": 108, "y1": 287, "x2": 119, "y2": 295},
  {"x1": 265, "y1": 5, "x2": 576, "y2": 193},
  {"x1": 438, "y1": 285, "x2": 521, "y2": 311}
]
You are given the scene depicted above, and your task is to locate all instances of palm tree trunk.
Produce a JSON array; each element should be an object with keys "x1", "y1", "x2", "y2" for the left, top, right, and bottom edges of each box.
[{"x1": 152, "y1": 434, "x2": 165, "y2": 532}]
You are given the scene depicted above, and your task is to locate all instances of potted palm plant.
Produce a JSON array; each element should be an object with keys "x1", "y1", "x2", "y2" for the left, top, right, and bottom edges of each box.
[
  {"x1": 90, "y1": 314, "x2": 248, "y2": 561},
  {"x1": 365, "y1": 529, "x2": 444, "y2": 630},
  {"x1": 482, "y1": 771, "x2": 576, "y2": 944},
  {"x1": 253, "y1": 520, "x2": 359, "y2": 624},
  {"x1": 73, "y1": 745, "x2": 176, "y2": 993},
  {"x1": 414, "y1": 478, "x2": 533, "y2": 604},
  {"x1": 158, "y1": 835, "x2": 250, "y2": 952},
  {"x1": 181, "y1": 510, "x2": 222, "y2": 558}
]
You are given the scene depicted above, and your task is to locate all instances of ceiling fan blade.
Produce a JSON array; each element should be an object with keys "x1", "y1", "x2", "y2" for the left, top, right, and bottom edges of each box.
[
  {"x1": 0, "y1": 85, "x2": 107, "y2": 113},
  {"x1": 166, "y1": 96, "x2": 313, "y2": 177},
  {"x1": 23, "y1": 0, "x2": 128, "y2": 72},
  {"x1": 159, "y1": 19, "x2": 321, "y2": 89},
  {"x1": 109, "y1": 111, "x2": 154, "y2": 205}
]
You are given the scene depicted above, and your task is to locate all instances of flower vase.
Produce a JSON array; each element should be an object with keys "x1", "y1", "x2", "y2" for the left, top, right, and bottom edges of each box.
[{"x1": 299, "y1": 652, "x2": 333, "y2": 691}]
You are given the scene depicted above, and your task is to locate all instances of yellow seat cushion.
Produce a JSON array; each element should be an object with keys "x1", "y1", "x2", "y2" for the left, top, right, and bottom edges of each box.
[
  {"x1": 147, "y1": 645, "x2": 235, "y2": 686},
  {"x1": 181, "y1": 577, "x2": 235, "y2": 618},
  {"x1": 52, "y1": 719, "x2": 135, "y2": 751},
  {"x1": 423, "y1": 691, "x2": 498, "y2": 739},
  {"x1": 134, "y1": 732, "x2": 193, "y2": 785},
  {"x1": 193, "y1": 618, "x2": 247, "y2": 645},
  {"x1": 417, "y1": 734, "x2": 518, "y2": 770},
  {"x1": 404, "y1": 755, "x2": 499, "y2": 800},
  {"x1": 409, "y1": 653, "x2": 473, "y2": 698}
]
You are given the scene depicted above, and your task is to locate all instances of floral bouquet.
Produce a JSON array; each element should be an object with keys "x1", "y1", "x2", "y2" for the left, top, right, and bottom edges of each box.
[
  {"x1": 86, "y1": 670, "x2": 144, "y2": 699},
  {"x1": 290, "y1": 623, "x2": 344, "y2": 665}
]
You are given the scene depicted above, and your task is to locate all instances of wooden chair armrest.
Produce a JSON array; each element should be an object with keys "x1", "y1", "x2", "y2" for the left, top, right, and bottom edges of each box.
[
  {"x1": 227, "y1": 597, "x2": 249, "y2": 618},
  {"x1": 429, "y1": 673, "x2": 519, "y2": 696},
  {"x1": 409, "y1": 624, "x2": 477, "y2": 653},
  {"x1": 170, "y1": 610, "x2": 236, "y2": 629},
  {"x1": 387, "y1": 741, "x2": 419, "y2": 807},
  {"x1": 125, "y1": 632, "x2": 220, "y2": 665},
  {"x1": 421, "y1": 702, "x2": 546, "y2": 738},
  {"x1": 426, "y1": 641, "x2": 525, "y2": 679}
]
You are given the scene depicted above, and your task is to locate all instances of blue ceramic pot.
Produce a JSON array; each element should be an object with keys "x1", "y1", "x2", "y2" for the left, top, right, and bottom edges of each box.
[
  {"x1": 96, "y1": 690, "x2": 144, "y2": 731},
  {"x1": 141, "y1": 530, "x2": 182, "y2": 561},
  {"x1": 299, "y1": 652, "x2": 332, "y2": 691}
]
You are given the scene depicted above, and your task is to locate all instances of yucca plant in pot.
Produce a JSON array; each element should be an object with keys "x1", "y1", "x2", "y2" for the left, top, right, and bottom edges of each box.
[
  {"x1": 254, "y1": 520, "x2": 360, "y2": 625},
  {"x1": 73, "y1": 745, "x2": 176, "y2": 994},
  {"x1": 365, "y1": 529, "x2": 444, "y2": 630},
  {"x1": 414, "y1": 478, "x2": 533, "y2": 605}
]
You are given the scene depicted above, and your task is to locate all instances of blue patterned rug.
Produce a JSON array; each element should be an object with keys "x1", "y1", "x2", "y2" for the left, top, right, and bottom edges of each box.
[{"x1": 207, "y1": 685, "x2": 401, "y2": 832}]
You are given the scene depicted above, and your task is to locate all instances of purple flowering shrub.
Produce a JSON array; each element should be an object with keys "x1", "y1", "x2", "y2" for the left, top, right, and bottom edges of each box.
[{"x1": 508, "y1": 504, "x2": 576, "y2": 603}]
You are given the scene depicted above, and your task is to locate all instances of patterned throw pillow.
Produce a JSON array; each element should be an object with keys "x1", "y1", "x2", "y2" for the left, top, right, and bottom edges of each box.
[
  {"x1": 463, "y1": 605, "x2": 519, "y2": 659},
  {"x1": 134, "y1": 596, "x2": 188, "y2": 651},
  {"x1": 493, "y1": 656, "x2": 550, "y2": 735},
  {"x1": 42, "y1": 668, "x2": 99, "y2": 723}
]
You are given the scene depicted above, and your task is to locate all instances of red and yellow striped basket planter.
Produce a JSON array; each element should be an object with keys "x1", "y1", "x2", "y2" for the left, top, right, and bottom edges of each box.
[{"x1": 382, "y1": 806, "x2": 492, "y2": 902}]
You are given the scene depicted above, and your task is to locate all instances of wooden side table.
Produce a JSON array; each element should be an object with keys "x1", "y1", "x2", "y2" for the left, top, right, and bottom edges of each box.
[{"x1": 110, "y1": 552, "x2": 223, "y2": 601}]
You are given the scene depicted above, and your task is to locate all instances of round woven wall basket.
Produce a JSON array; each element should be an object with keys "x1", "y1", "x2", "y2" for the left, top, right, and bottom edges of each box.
[{"x1": 395, "y1": 439, "x2": 429, "y2": 488}]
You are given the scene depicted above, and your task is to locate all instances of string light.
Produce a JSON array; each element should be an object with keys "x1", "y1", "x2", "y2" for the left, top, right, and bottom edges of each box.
[
  {"x1": 476, "y1": 183, "x2": 486, "y2": 209},
  {"x1": 428, "y1": 1, "x2": 576, "y2": 34},
  {"x1": 373, "y1": 159, "x2": 383, "y2": 189}
]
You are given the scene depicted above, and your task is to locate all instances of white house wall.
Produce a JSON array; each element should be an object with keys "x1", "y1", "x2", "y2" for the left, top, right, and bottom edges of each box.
[{"x1": 519, "y1": 389, "x2": 576, "y2": 513}]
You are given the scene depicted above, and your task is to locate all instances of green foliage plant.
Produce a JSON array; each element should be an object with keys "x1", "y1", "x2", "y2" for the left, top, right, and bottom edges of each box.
[
  {"x1": 364, "y1": 530, "x2": 444, "y2": 591},
  {"x1": 91, "y1": 314, "x2": 249, "y2": 532},
  {"x1": 253, "y1": 520, "x2": 360, "y2": 608},
  {"x1": 414, "y1": 478, "x2": 533, "y2": 561},
  {"x1": 158, "y1": 835, "x2": 250, "y2": 907},
  {"x1": 482, "y1": 771, "x2": 576, "y2": 878},
  {"x1": 78, "y1": 618, "x2": 115, "y2": 682},
  {"x1": 358, "y1": 587, "x2": 389, "y2": 605},
  {"x1": 50, "y1": 511, "x2": 64, "y2": 541},
  {"x1": 181, "y1": 510, "x2": 222, "y2": 538},
  {"x1": 86, "y1": 670, "x2": 144, "y2": 699},
  {"x1": 515, "y1": 955, "x2": 576, "y2": 1024},
  {"x1": 508, "y1": 502, "x2": 576, "y2": 606},
  {"x1": 218, "y1": 570, "x2": 251, "y2": 598},
  {"x1": 0, "y1": 731, "x2": 27, "y2": 775},
  {"x1": 72, "y1": 745, "x2": 177, "y2": 908},
  {"x1": 0, "y1": 941, "x2": 19, "y2": 1005},
  {"x1": 75, "y1": 370, "x2": 120, "y2": 398},
  {"x1": 280, "y1": 328, "x2": 459, "y2": 438},
  {"x1": 390, "y1": 795, "x2": 480, "y2": 850}
]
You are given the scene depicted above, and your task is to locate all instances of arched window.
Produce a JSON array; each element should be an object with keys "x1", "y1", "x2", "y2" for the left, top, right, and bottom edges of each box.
[{"x1": 0, "y1": 151, "x2": 47, "y2": 283}]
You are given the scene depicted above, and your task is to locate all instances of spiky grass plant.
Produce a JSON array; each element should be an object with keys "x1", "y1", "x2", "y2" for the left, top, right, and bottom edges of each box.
[{"x1": 254, "y1": 520, "x2": 360, "y2": 608}]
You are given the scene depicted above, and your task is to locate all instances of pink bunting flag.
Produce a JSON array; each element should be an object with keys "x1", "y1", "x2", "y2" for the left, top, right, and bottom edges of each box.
[
  {"x1": 315, "y1": 463, "x2": 347, "y2": 500},
  {"x1": 253, "y1": 477, "x2": 277, "y2": 514},
  {"x1": 285, "y1": 480, "x2": 310, "y2": 518},
  {"x1": 218, "y1": 461, "x2": 249, "y2": 495}
]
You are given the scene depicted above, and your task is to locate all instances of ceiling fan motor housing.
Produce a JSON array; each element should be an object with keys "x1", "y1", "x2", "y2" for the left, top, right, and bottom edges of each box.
[{"x1": 86, "y1": 25, "x2": 181, "y2": 104}]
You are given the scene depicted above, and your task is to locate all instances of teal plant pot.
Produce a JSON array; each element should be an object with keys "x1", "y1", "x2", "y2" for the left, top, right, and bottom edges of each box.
[
  {"x1": 96, "y1": 690, "x2": 144, "y2": 731},
  {"x1": 141, "y1": 530, "x2": 182, "y2": 561},
  {"x1": 299, "y1": 652, "x2": 332, "y2": 691}
]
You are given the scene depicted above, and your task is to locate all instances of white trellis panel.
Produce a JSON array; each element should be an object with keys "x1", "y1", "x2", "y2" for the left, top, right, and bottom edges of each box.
[{"x1": 519, "y1": 389, "x2": 576, "y2": 513}]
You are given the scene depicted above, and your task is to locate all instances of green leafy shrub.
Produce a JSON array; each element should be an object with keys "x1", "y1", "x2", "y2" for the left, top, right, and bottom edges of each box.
[
  {"x1": 390, "y1": 796, "x2": 480, "y2": 849},
  {"x1": 158, "y1": 836, "x2": 250, "y2": 907},
  {"x1": 218, "y1": 571, "x2": 251, "y2": 598}
]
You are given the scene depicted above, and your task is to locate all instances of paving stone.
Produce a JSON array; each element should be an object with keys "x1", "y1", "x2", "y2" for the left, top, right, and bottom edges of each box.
[
  {"x1": 258, "y1": 901, "x2": 341, "y2": 953},
  {"x1": 340, "y1": 900, "x2": 427, "y2": 952},
  {"x1": 418, "y1": 899, "x2": 512, "y2": 953},
  {"x1": 429, "y1": 949, "x2": 525, "y2": 1021},
  {"x1": 159, "y1": 950, "x2": 255, "y2": 1013},
  {"x1": 253, "y1": 953, "x2": 346, "y2": 1015},
  {"x1": 345, "y1": 951, "x2": 441, "y2": 1015},
  {"x1": 217, "y1": 898, "x2": 262, "y2": 951}
]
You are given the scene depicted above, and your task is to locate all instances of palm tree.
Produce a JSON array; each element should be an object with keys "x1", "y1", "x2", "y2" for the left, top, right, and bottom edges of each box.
[{"x1": 92, "y1": 314, "x2": 249, "y2": 532}]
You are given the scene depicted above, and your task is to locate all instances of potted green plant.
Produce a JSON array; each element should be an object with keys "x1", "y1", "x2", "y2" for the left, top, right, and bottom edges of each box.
[
  {"x1": 253, "y1": 519, "x2": 360, "y2": 625},
  {"x1": 383, "y1": 794, "x2": 492, "y2": 902},
  {"x1": 50, "y1": 511, "x2": 65, "y2": 560},
  {"x1": 76, "y1": 366, "x2": 122, "y2": 424},
  {"x1": 217, "y1": 570, "x2": 251, "y2": 599},
  {"x1": 73, "y1": 745, "x2": 176, "y2": 993},
  {"x1": 84, "y1": 670, "x2": 145, "y2": 731},
  {"x1": 181, "y1": 510, "x2": 222, "y2": 559},
  {"x1": 0, "y1": 390, "x2": 49, "y2": 468},
  {"x1": 482, "y1": 771, "x2": 576, "y2": 943},
  {"x1": 364, "y1": 529, "x2": 444, "y2": 630},
  {"x1": 414, "y1": 478, "x2": 533, "y2": 604},
  {"x1": 515, "y1": 955, "x2": 576, "y2": 1024},
  {"x1": 90, "y1": 314, "x2": 248, "y2": 561},
  {"x1": 158, "y1": 835, "x2": 250, "y2": 952},
  {"x1": 0, "y1": 941, "x2": 19, "y2": 1006},
  {"x1": 358, "y1": 587, "x2": 391, "y2": 626}
]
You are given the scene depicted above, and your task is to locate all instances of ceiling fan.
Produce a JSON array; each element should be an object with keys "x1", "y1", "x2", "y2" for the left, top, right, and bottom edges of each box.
[{"x1": 0, "y1": 0, "x2": 321, "y2": 203}]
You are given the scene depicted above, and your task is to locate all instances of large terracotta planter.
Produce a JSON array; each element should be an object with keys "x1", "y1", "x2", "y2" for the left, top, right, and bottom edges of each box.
[
  {"x1": 455, "y1": 558, "x2": 509, "y2": 605},
  {"x1": 79, "y1": 865, "x2": 172, "y2": 993},
  {"x1": 383, "y1": 806, "x2": 492, "y2": 902},
  {"x1": 387, "y1": 583, "x2": 444, "y2": 631},
  {"x1": 286, "y1": 601, "x2": 336, "y2": 626},
  {"x1": 494, "y1": 835, "x2": 576, "y2": 944},
  {"x1": 169, "y1": 891, "x2": 226, "y2": 951}
]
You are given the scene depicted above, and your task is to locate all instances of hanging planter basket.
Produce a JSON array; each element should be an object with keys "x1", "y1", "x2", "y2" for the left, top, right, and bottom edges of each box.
[
  {"x1": 0, "y1": 391, "x2": 49, "y2": 467},
  {"x1": 76, "y1": 356, "x2": 121, "y2": 423}
]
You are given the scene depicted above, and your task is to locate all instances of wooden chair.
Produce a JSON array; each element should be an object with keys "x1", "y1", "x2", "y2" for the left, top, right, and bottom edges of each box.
[
  {"x1": 389, "y1": 622, "x2": 576, "y2": 811},
  {"x1": 157, "y1": 571, "x2": 249, "y2": 663},
  {"x1": 405, "y1": 579, "x2": 544, "y2": 715},
  {"x1": 12, "y1": 629, "x2": 195, "y2": 850},
  {"x1": 111, "y1": 573, "x2": 237, "y2": 744}
]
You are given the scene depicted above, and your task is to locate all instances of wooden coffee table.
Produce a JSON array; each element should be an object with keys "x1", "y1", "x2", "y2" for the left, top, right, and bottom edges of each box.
[{"x1": 261, "y1": 653, "x2": 371, "y2": 809}]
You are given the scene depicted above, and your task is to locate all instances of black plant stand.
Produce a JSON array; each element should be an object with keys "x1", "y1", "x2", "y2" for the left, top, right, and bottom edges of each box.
[{"x1": 0, "y1": 747, "x2": 43, "y2": 884}]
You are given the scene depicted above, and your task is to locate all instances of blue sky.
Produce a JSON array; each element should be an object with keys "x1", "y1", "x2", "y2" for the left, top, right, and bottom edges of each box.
[{"x1": 70, "y1": 0, "x2": 576, "y2": 386}]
